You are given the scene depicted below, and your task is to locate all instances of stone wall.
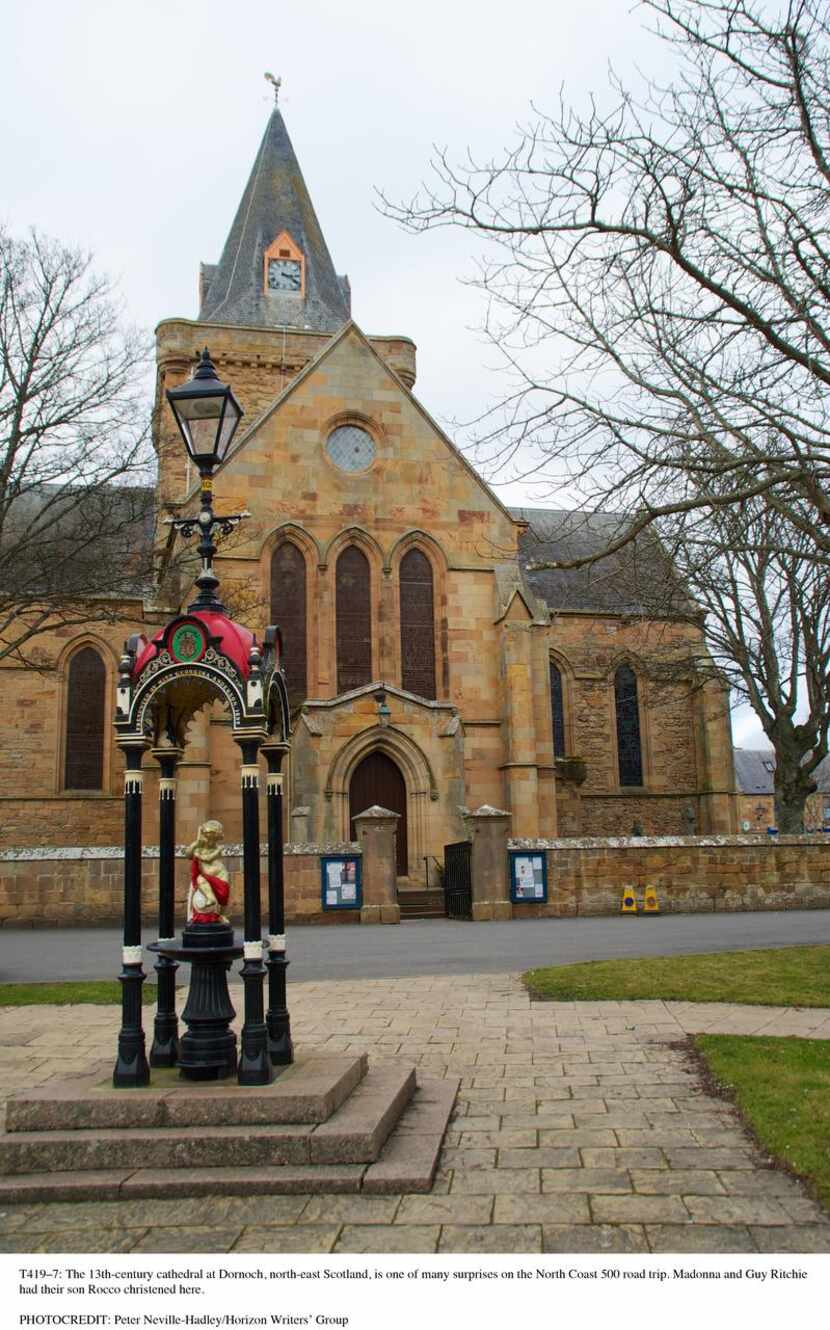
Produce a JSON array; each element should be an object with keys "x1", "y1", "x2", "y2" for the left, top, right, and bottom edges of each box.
[
  {"x1": 0, "y1": 844, "x2": 359, "y2": 928},
  {"x1": 508, "y1": 835, "x2": 830, "y2": 917},
  {"x1": 4, "y1": 834, "x2": 829, "y2": 928}
]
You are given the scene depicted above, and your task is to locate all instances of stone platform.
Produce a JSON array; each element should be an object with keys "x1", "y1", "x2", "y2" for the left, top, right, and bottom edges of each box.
[{"x1": 0, "y1": 1053, "x2": 458, "y2": 1204}]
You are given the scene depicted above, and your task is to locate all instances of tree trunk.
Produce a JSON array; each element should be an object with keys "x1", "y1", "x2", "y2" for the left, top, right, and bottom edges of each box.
[{"x1": 773, "y1": 770, "x2": 815, "y2": 833}]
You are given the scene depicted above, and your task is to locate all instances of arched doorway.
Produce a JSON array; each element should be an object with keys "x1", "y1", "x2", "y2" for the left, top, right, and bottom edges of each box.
[{"x1": 349, "y1": 751, "x2": 408, "y2": 876}]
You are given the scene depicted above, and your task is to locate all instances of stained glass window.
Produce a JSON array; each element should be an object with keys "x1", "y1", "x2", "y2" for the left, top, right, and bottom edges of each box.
[
  {"x1": 549, "y1": 661, "x2": 566, "y2": 758},
  {"x1": 336, "y1": 546, "x2": 372, "y2": 692},
  {"x1": 400, "y1": 549, "x2": 436, "y2": 699},
  {"x1": 64, "y1": 647, "x2": 106, "y2": 790},
  {"x1": 614, "y1": 664, "x2": 644, "y2": 786},
  {"x1": 270, "y1": 542, "x2": 307, "y2": 708}
]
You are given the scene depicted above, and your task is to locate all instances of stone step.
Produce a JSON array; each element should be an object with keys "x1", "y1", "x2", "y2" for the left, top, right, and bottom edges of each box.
[
  {"x1": 309, "y1": 1064, "x2": 414, "y2": 1165},
  {"x1": 0, "y1": 1076, "x2": 458, "y2": 1203},
  {"x1": 6, "y1": 1054, "x2": 368, "y2": 1134},
  {"x1": 0, "y1": 1065, "x2": 415, "y2": 1176},
  {"x1": 363, "y1": 1076, "x2": 458, "y2": 1194},
  {"x1": 397, "y1": 890, "x2": 446, "y2": 920},
  {"x1": 0, "y1": 1164, "x2": 368, "y2": 1204}
]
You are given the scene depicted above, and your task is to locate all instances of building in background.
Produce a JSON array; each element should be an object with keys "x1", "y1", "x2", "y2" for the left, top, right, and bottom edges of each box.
[
  {"x1": 734, "y1": 750, "x2": 830, "y2": 833},
  {"x1": 0, "y1": 107, "x2": 738, "y2": 878}
]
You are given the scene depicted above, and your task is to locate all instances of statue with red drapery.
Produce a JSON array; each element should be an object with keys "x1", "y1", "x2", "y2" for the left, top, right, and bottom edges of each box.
[{"x1": 186, "y1": 820, "x2": 231, "y2": 924}]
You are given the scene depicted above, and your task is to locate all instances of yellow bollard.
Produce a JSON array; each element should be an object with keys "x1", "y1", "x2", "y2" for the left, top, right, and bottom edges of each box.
[
  {"x1": 643, "y1": 885, "x2": 660, "y2": 915},
  {"x1": 620, "y1": 887, "x2": 638, "y2": 915}
]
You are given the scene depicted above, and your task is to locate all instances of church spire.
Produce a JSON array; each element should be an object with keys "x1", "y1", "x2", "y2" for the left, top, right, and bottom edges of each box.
[{"x1": 198, "y1": 105, "x2": 351, "y2": 332}]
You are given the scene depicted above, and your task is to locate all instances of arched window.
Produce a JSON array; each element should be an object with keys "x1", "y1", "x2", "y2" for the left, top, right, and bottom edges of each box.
[
  {"x1": 399, "y1": 548, "x2": 436, "y2": 699},
  {"x1": 614, "y1": 664, "x2": 643, "y2": 786},
  {"x1": 336, "y1": 545, "x2": 372, "y2": 693},
  {"x1": 270, "y1": 542, "x2": 307, "y2": 708},
  {"x1": 549, "y1": 661, "x2": 566, "y2": 758},
  {"x1": 64, "y1": 647, "x2": 106, "y2": 790}
]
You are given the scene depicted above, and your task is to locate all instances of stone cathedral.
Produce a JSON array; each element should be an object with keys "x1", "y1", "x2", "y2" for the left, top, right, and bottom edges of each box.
[{"x1": 0, "y1": 106, "x2": 737, "y2": 885}]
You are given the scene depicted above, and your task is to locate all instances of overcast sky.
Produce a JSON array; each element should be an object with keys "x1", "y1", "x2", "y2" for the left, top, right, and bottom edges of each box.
[{"x1": 1, "y1": 0, "x2": 770, "y2": 749}]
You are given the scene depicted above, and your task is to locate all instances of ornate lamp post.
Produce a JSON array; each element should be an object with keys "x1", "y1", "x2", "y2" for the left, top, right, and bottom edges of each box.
[
  {"x1": 166, "y1": 348, "x2": 248, "y2": 614},
  {"x1": 113, "y1": 347, "x2": 292, "y2": 1089}
]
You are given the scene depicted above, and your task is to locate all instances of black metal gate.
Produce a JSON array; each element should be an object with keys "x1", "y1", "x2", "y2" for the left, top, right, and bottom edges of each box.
[{"x1": 443, "y1": 841, "x2": 472, "y2": 919}]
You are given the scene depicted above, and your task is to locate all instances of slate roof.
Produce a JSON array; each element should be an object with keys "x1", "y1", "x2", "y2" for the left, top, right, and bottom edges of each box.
[
  {"x1": 510, "y1": 508, "x2": 694, "y2": 616},
  {"x1": 2, "y1": 484, "x2": 156, "y2": 600},
  {"x1": 733, "y1": 748, "x2": 778, "y2": 795},
  {"x1": 734, "y1": 749, "x2": 830, "y2": 795},
  {"x1": 199, "y1": 108, "x2": 351, "y2": 332}
]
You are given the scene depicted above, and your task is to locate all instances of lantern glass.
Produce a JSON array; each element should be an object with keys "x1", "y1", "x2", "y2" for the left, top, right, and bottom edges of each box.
[
  {"x1": 215, "y1": 396, "x2": 242, "y2": 461},
  {"x1": 175, "y1": 397, "x2": 223, "y2": 464},
  {"x1": 166, "y1": 349, "x2": 244, "y2": 470}
]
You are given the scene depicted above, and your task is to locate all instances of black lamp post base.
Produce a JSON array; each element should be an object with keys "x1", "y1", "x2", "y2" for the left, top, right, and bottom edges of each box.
[
  {"x1": 266, "y1": 954, "x2": 294, "y2": 1066},
  {"x1": 238, "y1": 954, "x2": 275, "y2": 1086},
  {"x1": 113, "y1": 965, "x2": 150, "y2": 1087},
  {"x1": 113, "y1": 1042, "x2": 151, "y2": 1088},
  {"x1": 267, "y1": 1027, "x2": 294, "y2": 1066},
  {"x1": 150, "y1": 954, "x2": 180, "y2": 1068},
  {"x1": 151, "y1": 925, "x2": 241, "y2": 1082},
  {"x1": 238, "y1": 1023, "x2": 274, "y2": 1085},
  {"x1": 149, "y1": 1030, "x2": 180, "y2": 1069}
]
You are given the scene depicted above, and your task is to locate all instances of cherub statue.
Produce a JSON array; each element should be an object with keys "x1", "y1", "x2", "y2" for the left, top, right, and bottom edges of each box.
[{"x1": 187, "y1": 820, "x2": 230, "y2": 924}]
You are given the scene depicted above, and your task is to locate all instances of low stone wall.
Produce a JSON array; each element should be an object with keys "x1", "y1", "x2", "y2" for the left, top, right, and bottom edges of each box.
[
  {"x1": 509, "y1": 835, "x2": 830, "y2": 916},
  {"x1": 4, "y1": 834, "x2": 829, "y2": 927},
  {"x1": 0, "y1": 843, "x2": 360, "y2": 928}
]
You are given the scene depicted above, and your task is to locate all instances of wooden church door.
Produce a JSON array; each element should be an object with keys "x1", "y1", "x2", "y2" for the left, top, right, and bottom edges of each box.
[{"x1": 349, "y1": 751, "x2": 408, "y2": 876}]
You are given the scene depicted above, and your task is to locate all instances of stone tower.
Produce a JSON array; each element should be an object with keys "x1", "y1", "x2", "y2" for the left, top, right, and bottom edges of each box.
[{"x1": 153, "y1": 107, "x2": 415, "y2": 508}]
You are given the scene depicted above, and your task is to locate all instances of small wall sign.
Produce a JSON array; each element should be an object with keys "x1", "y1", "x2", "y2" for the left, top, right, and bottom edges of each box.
[
  {"x1": 321, "y1": 855, "x2": 362, "y2": 910},
  {"x1": 509, "y1": 851, "x2": 548, "y2": 904}
]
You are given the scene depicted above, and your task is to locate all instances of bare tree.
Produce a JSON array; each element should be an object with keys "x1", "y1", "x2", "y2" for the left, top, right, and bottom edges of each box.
[
  {"x1": 0, "y1": 227, "x2": 155, "y2": 664},
  {"x1": 383, "y1": 0, "x2": 830, "y2": 563},
  {"x1": 655, "y1": 499, "x2": 830, "y2": 831}
]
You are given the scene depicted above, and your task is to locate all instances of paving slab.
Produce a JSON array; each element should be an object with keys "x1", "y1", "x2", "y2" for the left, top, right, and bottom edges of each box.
[
  {"x1": 438, "y1": 1224, "x2": 542, "y2": 1253},
  {"x1": 334, "y1": 1224, "x2": 439, "y2": 1253},
  {"x1": 1, "y1": 975, "x2": 828, "y2": 1254},
  {"x1": 542, "y1": 1223, "x2": 648, "y2": 1253},
  {"x1": 646, "y1": 1224, "x2": 757, "y2": 1253}
]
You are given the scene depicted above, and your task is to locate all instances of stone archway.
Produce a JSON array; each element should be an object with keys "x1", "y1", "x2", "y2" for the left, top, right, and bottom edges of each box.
[
  {"x1": 349, "y1": 750, "x2": 408, "y2": 875},
  {"x1": 325, "y1": 724, "x2": 437, "y2": 878}
]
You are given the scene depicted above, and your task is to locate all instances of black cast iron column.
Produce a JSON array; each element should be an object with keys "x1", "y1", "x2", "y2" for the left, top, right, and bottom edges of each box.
[
  {"x1": 263, "y1": 743, "x2": 293, "y2": 1065},
  {"x1": 113, "y1": 744, "x2": 151, "y2": 1087},
  {"x1": 237, "y1": 738, "x2": 273, "y2": 1085},
  {"x1": 150, "y1": 748, "x2": 181, "y2": 1067}
]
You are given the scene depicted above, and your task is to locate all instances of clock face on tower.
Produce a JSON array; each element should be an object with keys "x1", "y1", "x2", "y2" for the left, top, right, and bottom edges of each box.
[{"x1": 267, "y1": 258, "x2": 302, "y2": 292}]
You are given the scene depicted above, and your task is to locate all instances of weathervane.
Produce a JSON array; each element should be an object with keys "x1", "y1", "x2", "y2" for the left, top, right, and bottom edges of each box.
[{"x1": 264, "y1": 72, "x2": 282, "y2": 104}]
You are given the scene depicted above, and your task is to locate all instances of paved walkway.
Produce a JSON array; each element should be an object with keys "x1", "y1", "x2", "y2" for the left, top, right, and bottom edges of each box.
[{"x1": 1, "y1": 974, "x2": 829, "y2": 1254}]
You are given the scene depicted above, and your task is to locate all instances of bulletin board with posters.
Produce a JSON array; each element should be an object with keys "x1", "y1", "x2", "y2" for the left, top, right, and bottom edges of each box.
[
  {"x1": 509, "y1": 850, "x2": 548, "y2": 904},
  {"x1": 320, "y1": 855, "x2": 362, "y2": 911}
]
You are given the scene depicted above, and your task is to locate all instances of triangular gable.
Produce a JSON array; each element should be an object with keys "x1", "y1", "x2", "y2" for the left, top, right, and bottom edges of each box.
[
  {"x1": 495, "y1": 586, "x2": 536, "y2": 624},
  {"x1": 188, "y1": 320, "x2": 521, "y2": 529}
]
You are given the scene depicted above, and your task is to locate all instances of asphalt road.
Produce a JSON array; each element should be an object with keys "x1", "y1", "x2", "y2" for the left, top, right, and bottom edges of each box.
[{"x1": 2, "y1": 908, "x2": 830, "y2": 984}]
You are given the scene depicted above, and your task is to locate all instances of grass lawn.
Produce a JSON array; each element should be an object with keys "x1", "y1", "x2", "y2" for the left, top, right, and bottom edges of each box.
[
  {"x1": 0, "y1": 981, "x2": 158, "y2": 1006},
  {"x1": 523, "y1": 945, "x2": 830, "y2": 1007},
  {"x1": 695, "y1": 1034, "x2": 830, "y2": 1212}
]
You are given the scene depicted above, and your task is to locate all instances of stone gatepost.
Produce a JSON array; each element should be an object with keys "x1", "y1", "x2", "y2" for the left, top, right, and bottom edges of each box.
[
  {"x1": 466, "y1": 805, "x2": 512, "y2": 921},
  {"x1": 290, "y1": 805, "x2": 311, "y2": 845},
  {"x1": 353, "y1": 805, "x2": 401, "y2": 925}
]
